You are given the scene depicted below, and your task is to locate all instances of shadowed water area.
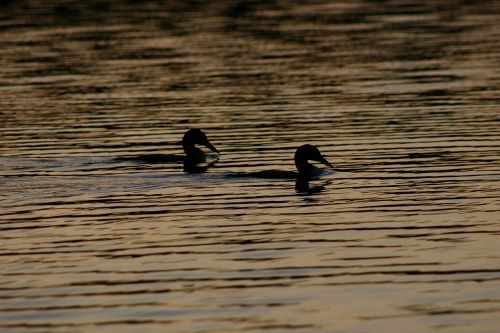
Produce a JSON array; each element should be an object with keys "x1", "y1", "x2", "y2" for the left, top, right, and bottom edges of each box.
[{"x1": 1, "y1": 0, "x2": 500, "y2": 332}]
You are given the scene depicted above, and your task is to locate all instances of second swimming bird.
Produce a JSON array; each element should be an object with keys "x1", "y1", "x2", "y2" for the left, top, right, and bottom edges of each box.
[{"x1": 235, "y1": 144, "x2": 333, "y2": 179}]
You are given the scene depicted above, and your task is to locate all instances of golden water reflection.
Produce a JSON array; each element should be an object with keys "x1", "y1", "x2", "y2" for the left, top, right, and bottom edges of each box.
[{"x1": 1, "y1": 0, "x2": 499, "y2": 332}]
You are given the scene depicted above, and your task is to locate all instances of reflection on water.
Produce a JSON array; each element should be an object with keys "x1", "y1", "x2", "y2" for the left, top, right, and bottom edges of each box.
[
  {"x1": 295, "y1": 178, "x2": 330, "y2": 196},
  {"x1": 183, "y1": 158, "x2": 218, "y2": 174},
  {"x1": 1, "y1": 0, "x2": 500, "y2": 332}
]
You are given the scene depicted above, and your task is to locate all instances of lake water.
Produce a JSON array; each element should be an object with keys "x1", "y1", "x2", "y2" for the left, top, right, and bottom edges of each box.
[{"x1": 1, "y1": 1, "x2": 499, "y2": 332}]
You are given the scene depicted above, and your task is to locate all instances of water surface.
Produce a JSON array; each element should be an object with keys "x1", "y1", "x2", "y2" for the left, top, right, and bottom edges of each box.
[{"x1": 1, "y1": 1, "x2": 500, "y2": 332}]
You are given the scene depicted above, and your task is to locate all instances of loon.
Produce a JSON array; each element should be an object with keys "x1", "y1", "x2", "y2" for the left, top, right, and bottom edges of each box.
[
  {"x1": 116, "y1": 129, "x2": 219, "y2": 164},
  {"x1": 237, "y1": 144, "x2": 333, "y2": 179}
]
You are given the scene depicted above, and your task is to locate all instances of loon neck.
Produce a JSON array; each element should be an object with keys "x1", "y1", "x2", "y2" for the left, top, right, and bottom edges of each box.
[
  {"x1": 183, "y1": 143, "x2": 203, "y2": 158},
  {"x1": 295, "y1": 159, "x2": 316, "y2": 175}
]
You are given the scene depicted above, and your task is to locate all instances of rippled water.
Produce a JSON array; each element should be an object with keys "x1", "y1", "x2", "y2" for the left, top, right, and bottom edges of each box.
[{"x1": 1, "y1": 1, "x2": 500, "y2": 332}]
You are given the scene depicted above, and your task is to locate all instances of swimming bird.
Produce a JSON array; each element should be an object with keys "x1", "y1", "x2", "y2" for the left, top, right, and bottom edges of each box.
[
  {"x1": 235, "y1": 144, "x2": 333, "y2": 179},
  {"x1": 116, "y1": 129, "x2": 219, "y2": 164}
]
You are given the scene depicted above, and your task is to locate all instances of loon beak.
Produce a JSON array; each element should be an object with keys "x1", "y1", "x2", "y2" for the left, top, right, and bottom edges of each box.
[
  {"x1": 318, "y1": 155, "x2": 333, "y2": 168},
  {"x1": 205, "y1": 141, "x2": 219, "y2": 154}
]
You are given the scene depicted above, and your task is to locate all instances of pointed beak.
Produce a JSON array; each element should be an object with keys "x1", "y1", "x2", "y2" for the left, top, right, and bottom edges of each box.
[
  {"x1": 204, "y1": 140, "x2": 219, "y2": 154},
  {"x1": 318, "y1": 155, "x2": 333, "y2": 168}
]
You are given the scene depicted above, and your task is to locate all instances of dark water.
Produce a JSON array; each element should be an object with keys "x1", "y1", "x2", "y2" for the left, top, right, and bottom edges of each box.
[{"x1": 1, "y1": 1, "x2": 500, "y2": 332}]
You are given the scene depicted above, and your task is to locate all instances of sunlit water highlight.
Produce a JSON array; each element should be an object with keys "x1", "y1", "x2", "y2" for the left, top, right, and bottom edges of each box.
[{"x1": 1, "y1": 1, "x2": 499, "y2": 332}]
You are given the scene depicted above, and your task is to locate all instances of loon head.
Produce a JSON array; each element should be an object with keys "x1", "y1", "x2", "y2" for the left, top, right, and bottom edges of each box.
[
  {"x1": 182, "y1": 129, "x2": 219, "y2": 157},
  {"x1": 294, "y1": 144, "x2": 332, "y2": 175}
]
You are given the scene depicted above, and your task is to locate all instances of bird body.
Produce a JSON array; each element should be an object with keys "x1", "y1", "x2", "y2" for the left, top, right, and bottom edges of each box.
[
  {"x1": 234, "y1": 144, "x2": 332, "y2": 179},
  {"x1": 116, "y1": 129, "x2": 218, "y2": 164}
]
